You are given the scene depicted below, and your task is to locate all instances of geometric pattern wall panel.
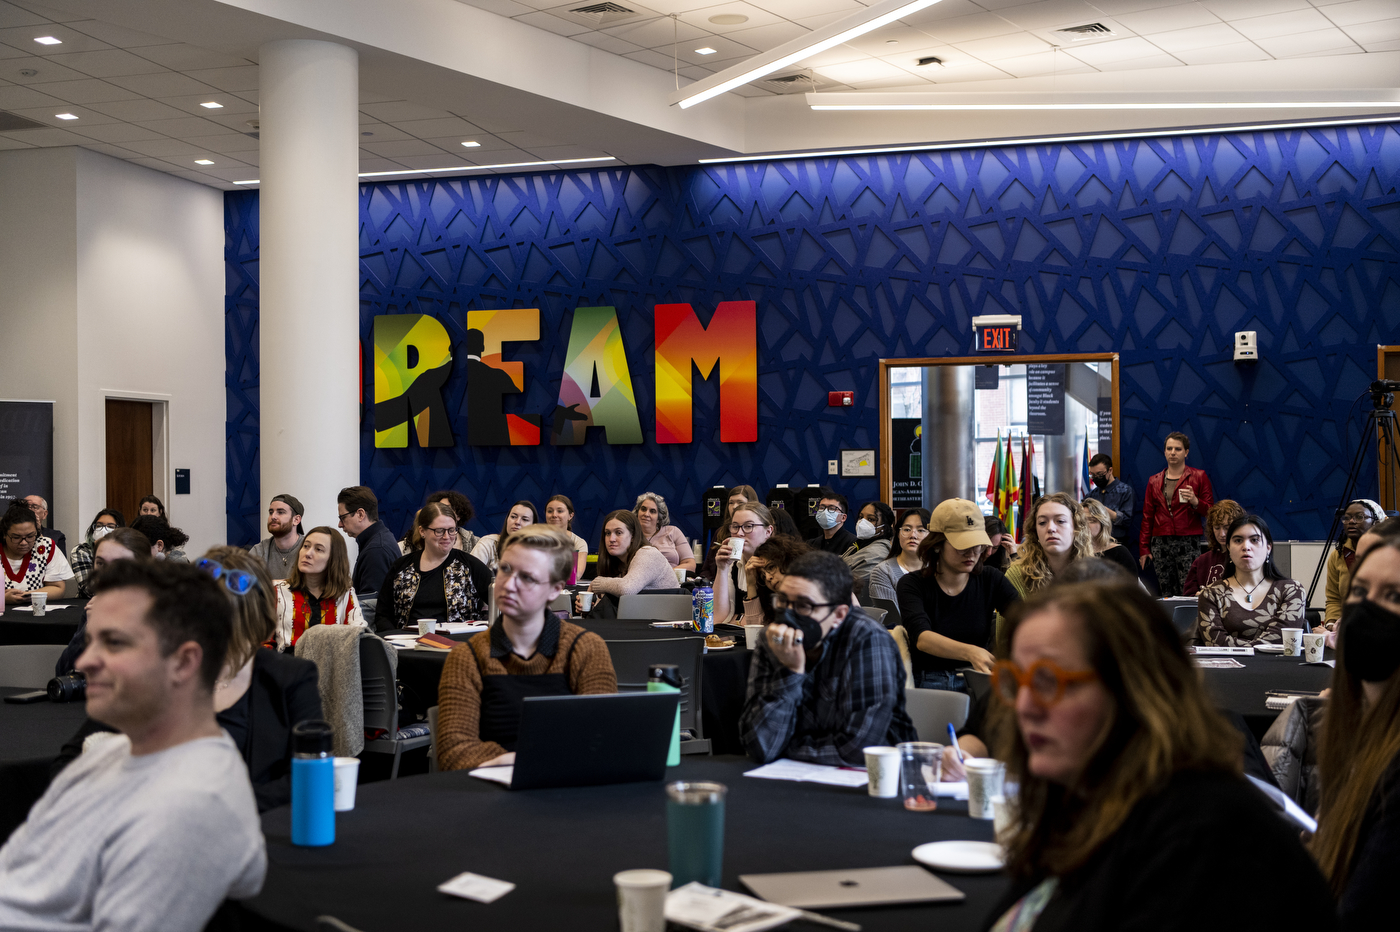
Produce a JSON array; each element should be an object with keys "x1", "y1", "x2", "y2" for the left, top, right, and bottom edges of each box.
[{"x1": 226, "y1": 121, "x2": 1400, "y2": 547}]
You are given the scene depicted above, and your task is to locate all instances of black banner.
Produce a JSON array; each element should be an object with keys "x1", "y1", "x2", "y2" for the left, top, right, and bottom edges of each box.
[
  {"x1": 891, "y1": 418, "x2": 923, "y2": 509},
  {"x1": 1097, "y1": 397, "x2": 1113, "y2": 459},
  {"x1": 974, "y1": 366, "x2": 999, "y2": 390},
  {"x1": 1026, "y1": 364, "x2": 1066, "y2": 436},
  {"x1": 0, "y1": 401, "x2": 53, "y2": 521}
]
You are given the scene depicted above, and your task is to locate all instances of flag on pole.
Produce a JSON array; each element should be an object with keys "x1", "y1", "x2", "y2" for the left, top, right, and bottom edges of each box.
[
  {"x1": 987, "y1": 429, "x2": 1003, "y2": 511},
  {"x1": 1081, "y1": 433, "x2": 1093, "y2": 500},
  {"x1": 1019, "y1": 434, "x2": 1038, "y2": 543},
  {"x1": 1002, "y1": 433, "x2": 1018, "y2": 532}
]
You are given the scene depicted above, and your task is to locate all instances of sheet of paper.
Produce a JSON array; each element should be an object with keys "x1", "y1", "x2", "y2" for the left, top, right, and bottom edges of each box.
[
  {"x1": 1302, "y1": 659, "x2": 1336, "y2": 668},
  {"x1": 1246, "y1": 775, "x2": 1318, "y2": 834},
  {"x1": 744, "y1": 759, "x2": 868, "y2": 787},
  {"x1": 438, "y1": 871, "x2": 515, "y2": 903},
  {"x1": 438, "y1": 621, "x2": 487, "y2": 634},
  {"x1": 1194, "y1": 658, "x2": 1246, "y2": 669},
  {"x1": 936, "y1": 781, "x2": 970, "y2": 798},
  {"x1": 1189, "y1": 646, "x2": 1254, "y2": 655},
  {"x1": 665, "y1": 883, "x2": 801, "y2": 932},
  {"x1": 10, "y1": 604, "x2": 70, "y2": 612},
  {"x1": 468, "y1": 765, "x2": 513, "y2": 786}
]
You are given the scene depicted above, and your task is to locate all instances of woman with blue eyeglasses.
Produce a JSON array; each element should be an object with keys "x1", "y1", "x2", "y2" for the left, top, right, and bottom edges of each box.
[{"x1": 271, "y1": 526, "x2": 364, "y2": 651}]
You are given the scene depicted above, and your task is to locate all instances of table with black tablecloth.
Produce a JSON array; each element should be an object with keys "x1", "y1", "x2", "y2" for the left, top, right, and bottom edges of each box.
[
  {"x1": 1199, "y1": 651, "x2": 1334, "y2": 740},
  {"x1": 236, "y1": 756, "x2": 1006, "y2": 932},
  {"x1": 0, "y1": 687, "x2": 91, "y2": 840},
  {"x1": 0, "y1": 598, "x2": 85, "y2": 646}
]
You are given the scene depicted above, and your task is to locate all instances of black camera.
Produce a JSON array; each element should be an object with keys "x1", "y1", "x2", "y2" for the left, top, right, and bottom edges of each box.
[{"x1": 47, "y1": 672, "x2": 86, "y2": 703}]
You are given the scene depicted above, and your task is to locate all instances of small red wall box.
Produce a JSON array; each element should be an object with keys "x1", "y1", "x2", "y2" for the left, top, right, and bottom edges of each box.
[{"x1": 828, "y1": 391, "x2": 854, "y2": 407}]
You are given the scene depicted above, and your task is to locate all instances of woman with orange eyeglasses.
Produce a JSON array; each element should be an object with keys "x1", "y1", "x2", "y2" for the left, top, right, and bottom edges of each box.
[{"x1": 980, "y1": 582, "x2": 1334, "y2": 932}]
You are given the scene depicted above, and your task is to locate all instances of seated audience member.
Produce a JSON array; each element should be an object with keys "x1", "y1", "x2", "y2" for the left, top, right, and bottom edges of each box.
[
  {"x1": 2, "y1": 503, "x2": 73, "y2": 606},
  {"x1": 868, "y1": 508, "x2": 930, "y2": 603},
  {"x1": 713, "y1": 503, "x2": 776, "y2": 624},
  {"x1": 428, "y1": 489, "x2": 480, "y2": 555},
  {"x1": 578, "y1": 510, "x2": 677, "y2": 614},
  {"x1": 1081, "y1": 498, "x2": 1137, "y2": 576},
  {"x1": 1002, "y1": 493, "x2": 1095, "y2": 650},
  {"x1": 1184, "y1": 499, "x2": 1245, "y2": 596},
  {"x1": 21, "y1": 494, "x2": 66, "y2": 557},
  {"x1": 1197, "y1": 515, "x2": 1304, "y2": 646},
  {"x1": 0, "y1": 561, "x2": 266, "y2": 929},
  {"x1": 1312, "y1": 536, "x2": 1400, "y2": 929},
  {"x1": 805, "y1": 488, "x2": 858, "y2": 557},
  {"x1": 130, "y1": 514, "x2": 190, "y2": 563},
  {"x1": 700, "y1": 485, "x2": 759, "y2": 580},
  {"x1": 273, "y1": 526, "x2": 365, "y2": 651},
  {"x1": 771, "y1": 508, "x2": 801, "y2": 539},
  {"x1": 337, "y1": 485, "x2": 400, "y2": 598},
  {"x1": 471, "y1": 500, "x2": 538, "y2": 573},
  {"x1": 845, "y1": 501, "x2": 895, "y2": 601},
  {"x1": 740, "y1": 552, "x2": 915, "y2": 765},
  {"x1": 378, "y1": 503, "x2": 491, "y2": 631},
  {"x1": 398, "y1": 508, "x2": 424, "y2": 554},
  {"x1": 634, "y1": 491, "x2": 696, "y2": 572},
  {"x1": 56, "y1": 528, "x2": 150, "y2": 675},
  {"x1": 735, "y1": 536, "x2": 812, "y2": 626},
  {"x1": 896, "y1": 499, "x2": 1020, "y2": 692},
  {"x1": 983, "y1": 581, "x2": 1336, "y2": 932},
  {"x1": 138, "y1": 495, "x2": 166, "y2": 518},
  {"x1": 983, "y1": 516, "x2": 1014, "y2": 572},
  {"x1": 71, "y1": 508, "x2": 124, "y2": 598},
  {"x1": 248, "y1": 494, "x2": 303, "y2": 578},
  {"x1": 437, "y1": 526, "x2": 616, "y2": 771},
  {"x1": 1325, "y1": 498, "x2": 1385, "y2": 625},
  {"x1": 544, "y1": 494, "x2": 589, "y2": 583}
]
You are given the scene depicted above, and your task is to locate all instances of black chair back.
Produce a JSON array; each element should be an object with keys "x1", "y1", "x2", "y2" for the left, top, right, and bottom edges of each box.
[
  {"x1": 871, "y1": 598, "x2": 902, "y2": 629},
  {"x1": 359, "y1": 634, "x2": 399, "y2": 738},
  {"x1": 602, "y1": 637, "x2": 704, "y2": 740}
]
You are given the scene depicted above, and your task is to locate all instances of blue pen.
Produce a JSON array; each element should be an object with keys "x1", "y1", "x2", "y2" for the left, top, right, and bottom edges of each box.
[{"x1": 947, "y1": 722, "x2": 963, "y2": 762}]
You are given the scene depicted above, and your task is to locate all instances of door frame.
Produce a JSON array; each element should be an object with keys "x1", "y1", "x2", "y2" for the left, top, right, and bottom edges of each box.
[
  {"x1": 1377, "y1": 346, "x2": 1400, "y2": 512},
  {"x1": 102, "y1": 390, "x2": 170, "y2": 510},
  {"x1": 878, "y1": 353, "x2": 1120, "y2": 506}
]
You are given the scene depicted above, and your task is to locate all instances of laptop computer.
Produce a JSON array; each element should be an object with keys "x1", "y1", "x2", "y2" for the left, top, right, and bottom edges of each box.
[
  {"x1": 507, "y1": 691, "x2": 680, "y2": 790},
  {"x1": 739, "y1": 866, "x2": 965, "y2": 909}
]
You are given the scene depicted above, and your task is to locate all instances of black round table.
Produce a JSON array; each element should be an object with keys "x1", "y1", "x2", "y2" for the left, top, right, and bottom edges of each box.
[
  {"x1": 0, "y1": 687, "x2": 91, "y2": 840},
  {"x1": 0, "y1": 598, "x2": 85, "y2": 646},
  {"x1": 1199, "y1": 651, "x2": 1334, "y2": 739},
  {"x1": 238, "y1": 756, "x2": 1007, "y2": 932}
]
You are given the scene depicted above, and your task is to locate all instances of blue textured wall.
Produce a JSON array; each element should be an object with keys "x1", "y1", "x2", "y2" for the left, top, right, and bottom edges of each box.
[{"x1": 226, "y1": 121, "x2": 1400, "y2": 548}]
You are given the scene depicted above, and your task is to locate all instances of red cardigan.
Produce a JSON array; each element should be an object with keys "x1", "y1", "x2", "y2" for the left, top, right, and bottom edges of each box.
[{"x1": 1140, "y1": 464, "x2": 1215, "y2": 550}]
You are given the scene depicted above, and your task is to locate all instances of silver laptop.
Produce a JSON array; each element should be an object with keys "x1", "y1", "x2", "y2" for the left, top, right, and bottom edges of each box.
[{"x1": 739, "y1": 866, "x2": 965, "y2": 909}]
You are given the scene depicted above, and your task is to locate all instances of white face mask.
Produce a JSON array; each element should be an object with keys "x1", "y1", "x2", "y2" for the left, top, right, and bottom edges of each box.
[
  {"x1": 92, "y1": 525, "x2": 114, "y2": 541},
  {"x1": 815, "y1": 509, "x2": 841, "y2": 531},
  {"x1": 855, "y1": 518, "x2": 878, "y2": 540}
]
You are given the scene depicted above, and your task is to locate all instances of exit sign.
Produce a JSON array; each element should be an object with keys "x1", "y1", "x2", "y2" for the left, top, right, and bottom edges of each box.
[{"x1": 976, "y1": 325, "x2": 1018, "y2": 353}]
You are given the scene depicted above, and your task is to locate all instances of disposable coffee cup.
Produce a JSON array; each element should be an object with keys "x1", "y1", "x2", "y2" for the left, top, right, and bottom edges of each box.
[
  {"x1": 991, "y1": 795, "x2": 1014, "y2": 841},
  {"x1": 614, "y1": 869, "x2": 671, "y2": 932},
  {"x1": 675, "y1": 567, "x2": 687, "y2": 586},
  {"x1": 30, "y1": 592, "x2": 46, "y2": 617},
  {"x1": 863, "y1": 746, "x2": 901, "y2": 798},
  {"x1": 1179, "y1": 489, "x2": 1189, "y2": 503},
  {"x1": 418, "y1": 618, "x2": 437, "y2": 636},
  {"x1": 1281, "y1": 627, "x2": 1303, "y2": 657},
  {"x1": 1302, "y1": 632, "x2": 1326, "y2": 663},
  {"x1": 729, "y1": 538, "x2": 744, "y2": 561},
  {"x1": 744, "y1": 625, "x2": 763, "y2": 650},
  {"x1": 578, "y1": 590, "x2": 595, "y2": 612},
  {"x1": 332, "y1": 757, "x2": 360, "y2": 811},
  {"x1": 965, "y1": 758, "x2": 1005, "y2": 820}
]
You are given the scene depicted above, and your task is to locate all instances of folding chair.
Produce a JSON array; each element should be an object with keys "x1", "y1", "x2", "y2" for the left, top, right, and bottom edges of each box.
[
  {"x1": 904, "y1": 687, "x2": 970, "y2": 742},
  {"x1": 603, "y1": 637, "x2": 710, "y2": 754},
  {"x1": 871, "y1": 598, "x2": 902, "y2": 629},
  {"x1": 360, "y1": 634, "x2": 432, "y2": 778}
]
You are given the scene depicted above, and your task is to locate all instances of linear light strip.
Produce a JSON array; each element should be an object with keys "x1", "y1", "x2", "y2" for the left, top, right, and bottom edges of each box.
[
  {"x1": 233, "y1": 156, "x2": 616, "y2": 185},
  {"x1": 811, "y1": 101, "x2": 1400, "y2": 111},
  {"x1": 696, "y1": 115, "x2": 1400, "y2": 164},
  {"x1": 670, "y1": 0, "x2": 945, "y2": 110}
]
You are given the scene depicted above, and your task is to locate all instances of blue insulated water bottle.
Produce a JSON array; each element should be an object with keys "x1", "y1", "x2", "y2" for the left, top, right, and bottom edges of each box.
[
  {"x1": 291, "y1": 720, "x2": 336, "y2": 846},
  {"x1": 648, "y1": 663, "x2": 683, "y2": 766}
]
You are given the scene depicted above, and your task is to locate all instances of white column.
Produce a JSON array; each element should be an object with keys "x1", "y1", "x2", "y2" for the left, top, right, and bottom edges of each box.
[{"x1": 258, "y1": 40, "x2": 360, "y2": 534}]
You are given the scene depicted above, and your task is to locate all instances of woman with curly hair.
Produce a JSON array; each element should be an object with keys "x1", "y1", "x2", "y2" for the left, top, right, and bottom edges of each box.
[
  {"x1": 1183, "y1": 499, "x2": 1245, "y2": 596},
  {"x1": 1001, "y1": 493, "x2": 1095, "y2": 652},
  {"x1": 634, "y1": 491, "x2": 696, "y2": 572}
]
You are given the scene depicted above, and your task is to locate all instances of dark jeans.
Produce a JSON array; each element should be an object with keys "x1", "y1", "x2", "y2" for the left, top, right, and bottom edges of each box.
[
  {"x1": 915, "y1": 669, "x2": 967, "y2": 693},
  {"x1": 1151, "y1": 535, "x2": 1202, "y2": 597}
]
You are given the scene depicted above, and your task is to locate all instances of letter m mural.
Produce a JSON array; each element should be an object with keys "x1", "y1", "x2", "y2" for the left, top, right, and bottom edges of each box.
[{"x1": 653, "y1": 301, "x2": 757, "y2": 444}]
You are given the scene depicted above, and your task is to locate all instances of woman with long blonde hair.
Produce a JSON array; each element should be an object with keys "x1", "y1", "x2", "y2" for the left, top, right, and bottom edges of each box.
[
  {"x1": 1080, "y1": 498, "x2": 1136, "y2": 577},
  {"x1": 1002, "y1": 493, "x2": 1095, "y2": 651}
]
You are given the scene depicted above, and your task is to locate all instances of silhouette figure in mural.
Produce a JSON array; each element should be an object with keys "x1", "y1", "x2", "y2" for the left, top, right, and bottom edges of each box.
[
  {"x1": 550, "y1": 403, "x2": 590, "y2": 443},
  {"x1": 374, "y1": 331, "x2": 455, "y2": 448},
  {"x1": 465, "y1": 328, "x2": 535, "y2": 446}
]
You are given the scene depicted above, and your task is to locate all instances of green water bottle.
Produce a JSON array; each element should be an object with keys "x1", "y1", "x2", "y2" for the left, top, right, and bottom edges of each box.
[{"x1": 648, "y1": 663, "x2": 682, "y2": 766}]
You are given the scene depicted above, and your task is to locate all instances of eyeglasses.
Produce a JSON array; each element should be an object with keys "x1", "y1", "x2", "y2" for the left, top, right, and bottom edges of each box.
[
  {"x1": 424, "y1": 527, "x2": 457, "y2": 539},
  {"x1": 771, "y1": 593, "x2": 840, "y2": 615},
  {"x1": 729, "y1": 522, "x2": 769, "y2": 534},
  {"x1": 814, "y1": 506, "x2": 842, "y2": 515},
  {"x1": 196, "y1": 558, "x2": 256, "y2": 596},
  {"x1": 992, "y1": 659, "x2": 1098, "y2": 707},
  {"x1": 5, "y1": 532, "x2": 37, "y2": 545},
  {"x1": 496, "y1": 563, "x2": 548, "y2": 589},
  {"x1": 336, "y1": 511, "x2": 351, "y2": 522}
]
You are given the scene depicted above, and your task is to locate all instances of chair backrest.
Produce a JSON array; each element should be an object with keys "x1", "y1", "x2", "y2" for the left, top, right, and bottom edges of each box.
[
  {"x1": 602, "y1": 637, "x2": 704, "y2": 737},
  {"x1": 1171, "y1": 604, "x2": 1198, "y2": 643},
  {"x1": 871, "y1": 598, "x2": 902, "y2": 629},
  {"x1": 0, "y1": 644, "x2": 66, "y2": 688},
  {"x1": 889, "y1": 626, "x2": 914, "y2": 688},
  {"x1": 904, "y1": 687, "x2": 970, "y2": 741},
  {"x1": 617, "y1": 593, "x2": 692, "y2": 621},
  {"x1": 358, "y1": 634, "x2": 399, "y2": 739},
  {"x1": 1303, "y1": 609, "x2": 1319, "y2": 634},
  {"x1": 864, "y1": 606, "x2": 887, "y2": 626},
  {"x1": 358, "y1": 596, "x2": 378, "y2": 628},
  {"x1": 963, "y1": 670, "x2": 992, "y2": 707},
  {"x1": 427, "y1": 705, "x2": 440, "y2": 772}
]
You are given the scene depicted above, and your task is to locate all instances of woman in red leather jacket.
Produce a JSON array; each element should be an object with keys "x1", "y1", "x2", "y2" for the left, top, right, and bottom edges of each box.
[{"x1": 1139, "y1": 432, "x2": 1215, "y2": 597}]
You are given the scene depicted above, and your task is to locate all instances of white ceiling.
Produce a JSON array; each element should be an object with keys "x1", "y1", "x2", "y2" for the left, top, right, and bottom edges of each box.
[{"x1": 0, "y1": 0, "x2": 1392, "y2": 190}]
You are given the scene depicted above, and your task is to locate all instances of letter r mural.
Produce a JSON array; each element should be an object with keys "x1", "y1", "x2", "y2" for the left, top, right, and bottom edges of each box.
[
  {"x1": 373, "y1": 314, "x2": 455, "y2": 448},
  {"x1": 654, "y1": 301, "x2": 757, "y2": 444}
]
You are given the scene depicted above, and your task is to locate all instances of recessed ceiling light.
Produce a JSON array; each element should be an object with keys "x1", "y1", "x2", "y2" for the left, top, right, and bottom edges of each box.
[
  {"x1": 33, "y1": 36, "x2": 61, "y2": 46},
  {"x1": 709, "y1": 14, "x2": 747, "y2": 25},
  {"x1": 461, "y1": 140, "x2": 481, "y2": 147},
  {"x1": 695, "y1": 47, "x2": 717, "y2": 55},
  {"x1": 886, "y1": 39, "x2": 899, "y2": 44},
  {"x1": 200, "y1": 101, "x2": 223, "y2": 109},
  {"x1": 194, "y1": 159, "x2": 215, "y2": 165},
  {"x1": 55, "y1": 113, "x2": 77, "y2": 120}
]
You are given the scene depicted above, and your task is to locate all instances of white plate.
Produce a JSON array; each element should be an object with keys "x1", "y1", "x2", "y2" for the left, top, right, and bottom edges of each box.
[
  {"x1": 706, "y1": 644, "x2": 735, "y2": 651},
  {"x1": 911, "y1": 841, "x2": 1004, "y2": 874},
  {"x1": 1254, "y1": 644, "x2": 1286, "y2": 654}
]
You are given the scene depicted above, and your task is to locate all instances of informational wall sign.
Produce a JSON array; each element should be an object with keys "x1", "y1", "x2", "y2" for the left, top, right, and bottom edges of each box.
[
  {"x1": 1097, "y1": 397, "x2": 1114, "y2": 456},
  {"x1": 0, "y1": 401, "x2": 53, "y2": 517},
  {"x1": 891, "y1": 418, "x2": 923, "y2": 509},
  {"x1": 974, "y1": 366, "x2": 999, "y2": 390},
  {"x1": 1026, "y1": 364, "x2": 1066, "y2": 436}
]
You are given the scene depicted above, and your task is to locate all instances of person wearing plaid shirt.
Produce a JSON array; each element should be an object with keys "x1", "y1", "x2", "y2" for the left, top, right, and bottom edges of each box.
[{"x1": 740, "y1": 551, "x2": 915, "y2": 765}]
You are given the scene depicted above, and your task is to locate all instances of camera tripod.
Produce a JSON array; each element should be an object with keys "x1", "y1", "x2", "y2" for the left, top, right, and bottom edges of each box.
[{"x1": 1307, "y1": 381, "x2": 1400, "y2": 606}]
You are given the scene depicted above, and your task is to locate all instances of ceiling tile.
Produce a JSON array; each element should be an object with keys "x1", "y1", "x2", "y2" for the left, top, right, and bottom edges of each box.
[
  {"x1": 991, "y1": 49, "x2": 1099, "y2": 76},
  {"x1": 461, "y1": 148, "x2": 537, "y2": 163},
  {"x1": 180, "y1": 132, "x2": 260, "y2": 154},
  {"x1": 77, "y1": 141, "x2": 142, "y2": 159},
  {"x1": 131, "y1": 43, "x2": 251, "y2": 71},
  {"x1": 1250, "y1": 26, "x2": 1359, "y2": 52},
  {"x1": 1094, "y1": 51, "x2": 1186, "y2": 67},
  {"x1": 1342, "y1": 17, "x2": 1400, "y2": 42},
  {"x1": 359, "y1": 100, "x2": 455, "y2": 122},
  {"x1": 63, "y1": 19, "x2": 171, "y2": 48},
  {"x1": 1199, "y1": 0, "x2": 1311, "y2": 19},
  {"x1": 927, "y1": 60, "x2": 1016, "y2": 81},
  {"x1": 878, "y1": 42, "x2": 975, "y2": 70},
  {"x1": 801, "y1": 44, "x2": 872, "y2": 67},
  {"x1": 159, "y1": 92, "x2": 256, "y2": 115},
  {"x1": 358, "y1": 157, "x2": 411, "y2": 173},
  {"x1": 125, "y1": 155, "x2": 186, "y2": 172},
  {"x1": 136, "y1": 115, "x2": 233, "y2": 137},
  {"x1": 1086, "y1": 0, "x2": 1201, "y2": 13},
  {"x1": 1319, "y1": 0, "x2": 1399, "y2": 26},
  {"x1": 728, "y1": 83, "x2": 774, "y2": 96},
  {"x1": 1064, "y1": 35, "x2": 1167, "y2": 62},
  {"x1": 1229, "y1": 7, "x2": 1333, "y2": 37},
  {"x1": 842, "y1": 24, "x2": 946, "y2": 56},
  {"x1": 0, "y1": 23, "x2": 111, "y2": 54},
  {"x1": 123, "y1": 137, "x2": 215, "y2": 158},
  {"x1": 47, "y1": 48, "x2": 167, "y2": 77},
  {"x1": 1356, "y1": 36, "x2": 1400, "y2": 49},
  {"x1": 3, "y1": 54, "x2": 91, "y2": 83},
  {"x1": 104, "y1": 71, "x2": 217, "y2": 97},
  {"x1": 899, "y1": 0, "x2": 999, "y2": 26},
  {"x1": 952, "y1": 32, "x2": 1054, "y2": 59},
  {"x1": 354, "y1": 122, "x2": 417, "y2": 143},
  {"x1": 182, "y1": 65, "x2": 258, "y2": 92},
  {"x1": 495, "y1": 130, "x2": 565, "y2": 147},
  {"x1": 1146, "y1": 22, "x2": 1248, "y2": 50},
  {"x1": 1170, "y1": 38, "x2": 1272, "y2": 59},
  {"x1": 569, "y1": 30, "x2": 644, "y2": 55},
  {"x1": 677, "y1": 2, "x2": 786, "y2": 34},
  {"x1": 622, "y1": 48, "x2": 679, "y2": 69},
  {"x1": 919, "y1": 13, "x2": 1027, "y2": 44},
  {"x1": 602, "y1": 16, "x2": 708, "y2": 47},
  {"x1": 0, "y1": 82, "x2": 60, "y2": 108},
  {"x1": 24, "y1": 77, "x2": 140, "y2": 103},
  {"x1": 56, "y1": 120, "x2": 163, "y2": 142},
  {"x1": 813, "y1": 58, "x2": 924, "y2": 84},
  {"x1": 746, "y1": 0, "x2": 862, "y2": 18},
  {"x1": 0, "y1": 3, "x2": 48, "y2": 29},
  {"x1": 390, "y1": 153, "x2": 474, "y2": 170},
  {"x1": 0, "y1": 125, "x2": 89, "y2": 145},
  {"x1": 10, "y1": 2, "x2": 88, "y2": 23},
  {"x1": 393, "y1": 116, "x2": 485, "y2": 138},
  {"x1": 0, "y1": 136, "x2": 35, "y2": 149},
  {"x1": 1115, "y1": 4, "x2": 1222, "y2": 33},
  {"x1": 510, "y1": 144, "x2": 612, "y2": 160},
  {"x1": 87, "y1": 97, "x2": 188, "y2": 121},
  {"x1": 666, "y1": 33, "x2": 760, "y2": 63},
  {"x1": 993, "y1": 0, "x2": 1124, "y2": 32},
  {"x1": 10, "y1": 103, "x2": 120, "y2": 124},
  {"x1": 722, "y1": 20, "x2": 807, "y2": 49},
  {"x1": 514, "y1": 11, "x2": 592, "y2": 36},
  {"x1": 359, "y1": 138, "x2": 446, "y2": 158},
  {"x1": 459, "y1": 0, "x2": 535, "y2": 15}
]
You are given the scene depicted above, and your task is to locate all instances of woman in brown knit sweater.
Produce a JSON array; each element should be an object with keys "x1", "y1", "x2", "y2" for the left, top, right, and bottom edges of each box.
[{"x1": 437, "y1": 526, "x2": 617, "y2": 771}]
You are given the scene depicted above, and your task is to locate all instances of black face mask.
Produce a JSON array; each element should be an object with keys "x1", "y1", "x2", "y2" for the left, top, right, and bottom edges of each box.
[
  {"x1": 777, "y1": 608, "x2": 827, "y2": 650},
  {"x1": 1091, "y1": 474, "x2": 1109, "y2": 489},
  {"x1": 1342, "y1": 598, "x2": 1400, "y2": 683}
]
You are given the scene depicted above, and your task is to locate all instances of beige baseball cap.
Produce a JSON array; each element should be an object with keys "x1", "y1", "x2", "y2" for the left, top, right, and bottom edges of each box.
[{"x1": 932, "y1": 499, "x2": 994, "y2": 550}]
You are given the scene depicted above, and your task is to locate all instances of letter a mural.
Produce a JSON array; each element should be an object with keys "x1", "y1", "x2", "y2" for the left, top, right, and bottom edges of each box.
[
  {"x1": 552, "y1": 306, "x2": 642, "y2": 445},
  {"x1": 373, "y1": 314, "x2": 455, "y2": 448},
  {"x1": 654, "y1": 301, "x2": 757, "y2": 444}
]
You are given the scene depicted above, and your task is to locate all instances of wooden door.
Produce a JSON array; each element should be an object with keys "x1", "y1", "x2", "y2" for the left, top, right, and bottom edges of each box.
[{"x1": 106, "y1": 400, "x2": 153, "y2": 523}]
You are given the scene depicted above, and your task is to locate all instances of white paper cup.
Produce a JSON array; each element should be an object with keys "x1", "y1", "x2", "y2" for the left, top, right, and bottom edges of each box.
[
  {"x1": 991, "y1": 794, "x2": 1014, "y2": 841},
  {"x1": 675, "y1": 567, "x2": 687, "y2": 585},
  {"x1": 744, "y1": 625, "x2": 764, "y2": 650},
  {"x1": 333, "y1": 757, "x2": 360, "y2": 811},
  {"x1": 1281, "y1": 627, "x2": 1303, "y2": 657},
  {"x1": 1302, "y1": 632, "x2": 1326, "y2": 663},
  {"x1": 863, "y1": 746, "x2": 901, "y2": 798},
  {"x1": 614, "y1": 869, "x2": 671, "y2": 932},
  {"x1": 30, "y1": 592, "x2": 46, "y2": 616},
  {"x1": 1179, "y1": 488, "x2": 1189, "y2": 502},
  {"x1": 578, "y1": 590, "x2": 595, "y2": 612},
  {"x1": 965, "y1": 758, "x2": 1005, "y2": 820},
  {"x1": 418, "y1": 618, "x2": 437, "y2": 636}
]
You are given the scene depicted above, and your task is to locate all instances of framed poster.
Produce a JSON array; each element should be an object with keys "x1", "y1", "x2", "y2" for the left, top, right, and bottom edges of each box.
[
  {"x1": 0, "y1": 401, "x2": 54, "y2": 518},
  {"x1": 841, "y1": 449, "x2": 875, "y2": 477}
]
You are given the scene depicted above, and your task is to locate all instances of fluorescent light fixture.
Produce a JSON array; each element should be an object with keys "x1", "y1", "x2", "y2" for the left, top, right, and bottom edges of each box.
[
  {"x1": 695, "y1": 47, "x2": 717, "y2": 55},
  {"x1": 696, "y1": 115, "x2": 1400, "y2": 164},
  {"x1": 34, "y1": 36, "x2": 61, "y2": 45},
  {"x1": 669, "y1": 0, "x2": 945, "y2": 110},
  {"x1": 200, "y1": 101, "x2": 223, "y2": 109},
  {"x1": 461, "y1": 140, "x2": 481, "y2": 147},
  {"x1": 194, "y1": 159, "x2": 215, "y2": 165},
  {"x1": 54, "y1": 113, "x2": 77, "y2": 120},
  {"x1": 809, "y1": 94, "x2": 1400, "y2": 111},
  {"x1": 232, "y1": 155, "x2": 618, "y2": 185}
]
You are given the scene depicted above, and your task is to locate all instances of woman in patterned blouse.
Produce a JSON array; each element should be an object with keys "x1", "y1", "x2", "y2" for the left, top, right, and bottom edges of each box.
[
  {"x1": 1196, "y1": 514, "x2": 1304, "y2": 646},
  {"x1": 377, "y1": 503, "x2": 491, "y2": 631}
]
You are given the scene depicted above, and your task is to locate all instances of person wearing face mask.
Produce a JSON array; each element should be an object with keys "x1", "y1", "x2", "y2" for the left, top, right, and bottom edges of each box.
[
  {"x1": 1183, "y1": 499, "x2": 1245, "y2": 596},
  {"x1": 1002, "y1": 493, "x2": 1096, "y2": 653},
  {"x1": 1084, "y1": 454, "x2": 1134, "y2": 543},
  {"x1": 983, "y1": 581, "x2": 1335, "y2": 932},
  {"x1": 843, "y1": 501, "x2": 895, "y2": 602},
  {"x1": 739, "y1": 551, "x2": 915, "y2": 765},
  {"x1": 272, "y1": 526, "x2": 365, "y2": 651},
  {"x1": 897, "y1": 499, "x2": 1020, "y2": 692},
  {"x1": 70, "y1": 509, "x2": 125, "y2": 599},
  {"x1": 1312, "y1": 536, "x2": 1400, "y2": 929},
  {"x1": 1197, "y1": 515, "x2": 1303, "y2": 646},
  {"x1": 713, "y1": 504, "x2": 776, "y2": 624},
  {"x1": 869, "y1": 508, "x2": 930, "y2": 603},
  {"x1": 1324, "y1": 498, "x2": 1385, "y2": 627},
  {"x1": 804, "y1": 488, "x2": 858, "y2": 557}
]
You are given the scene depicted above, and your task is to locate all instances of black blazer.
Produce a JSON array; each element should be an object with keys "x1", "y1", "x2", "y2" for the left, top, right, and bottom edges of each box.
[{"x1": 52, "y1": 648, "x2": 322, "y2": 813}]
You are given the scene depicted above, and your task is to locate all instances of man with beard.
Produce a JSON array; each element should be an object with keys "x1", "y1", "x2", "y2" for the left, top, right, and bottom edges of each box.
[{"x1": 248, "y1": 494, "x2": 304, "y2": 581}]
